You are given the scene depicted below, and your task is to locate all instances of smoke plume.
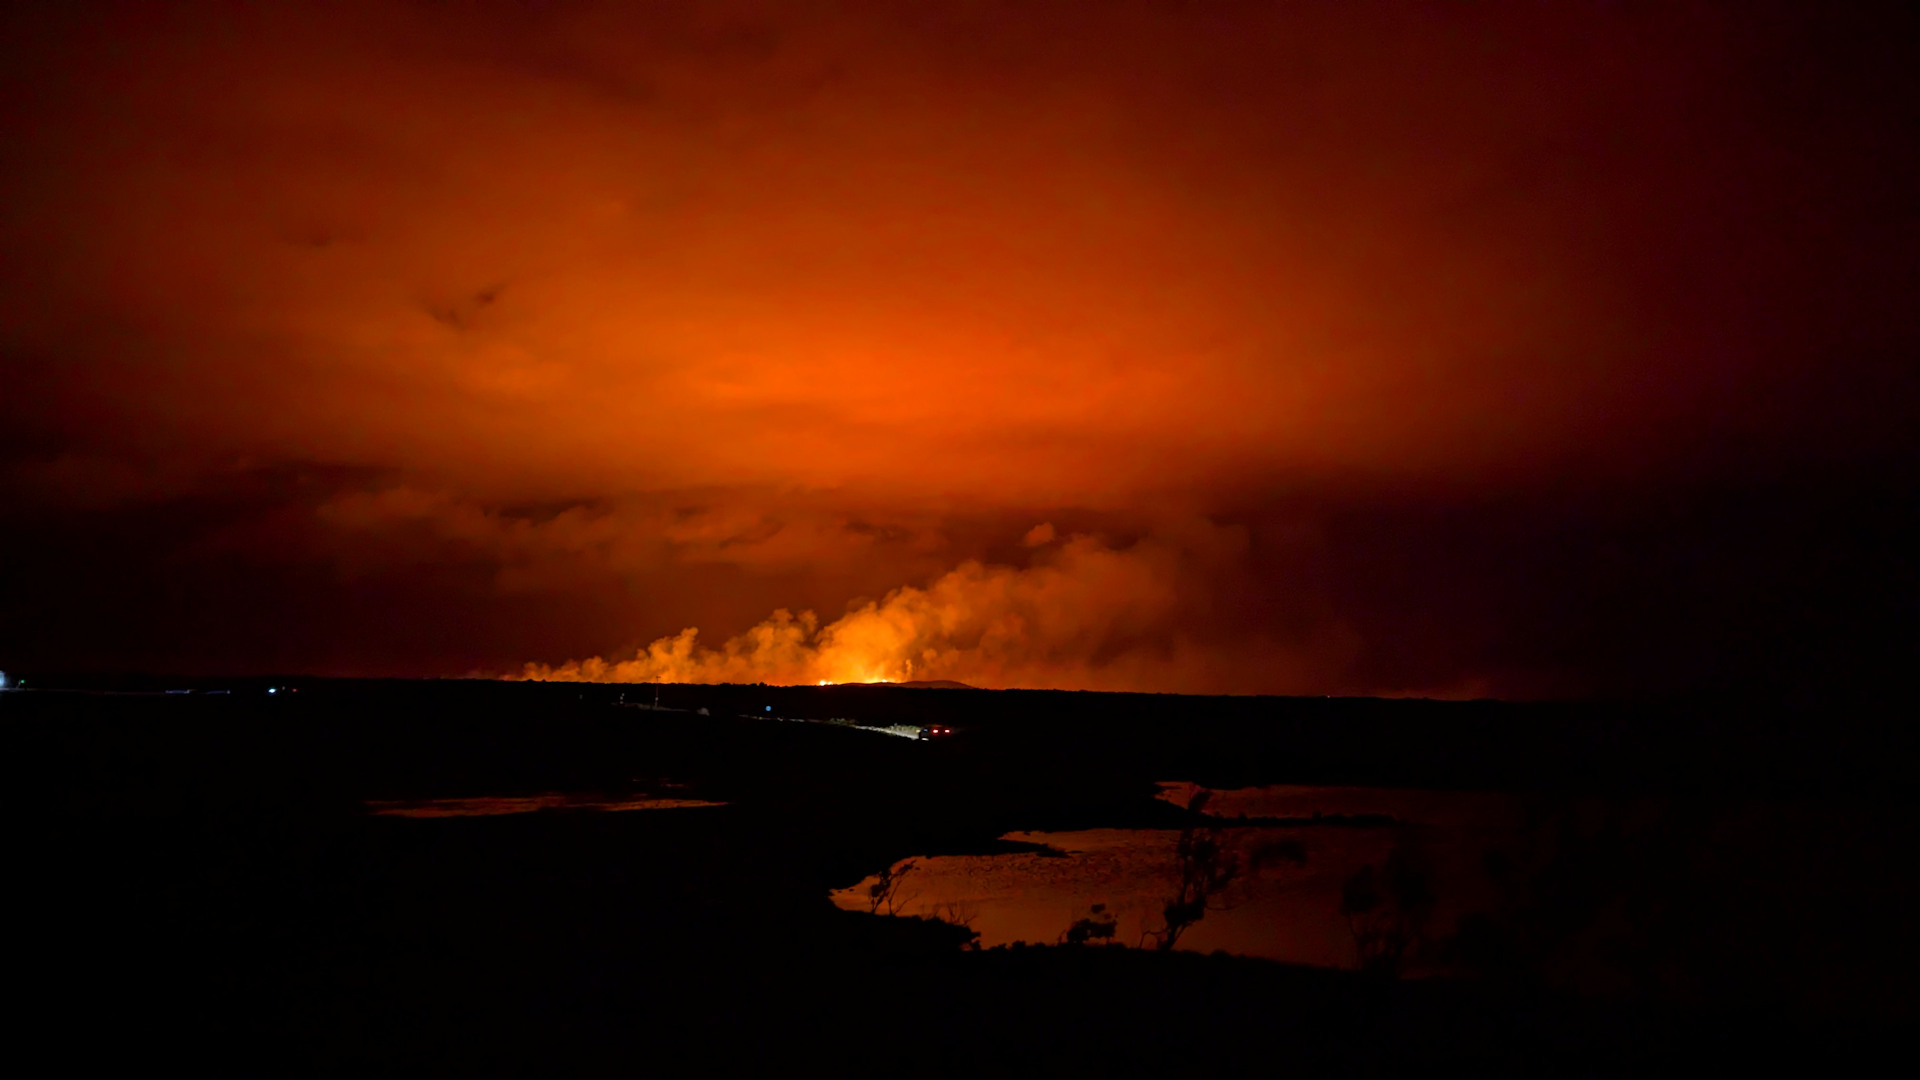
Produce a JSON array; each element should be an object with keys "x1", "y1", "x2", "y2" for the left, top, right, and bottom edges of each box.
[{"x1": 523, "y1": 530, "x2": 1233, "y2": 690}]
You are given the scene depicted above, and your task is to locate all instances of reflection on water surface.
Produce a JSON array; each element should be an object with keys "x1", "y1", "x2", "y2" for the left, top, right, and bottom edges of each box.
[
  {"x1": 835, "y1": 784, "x2": 1508, "y2": 970},
  {"x1": 836, "y1": 781, "x2": 1920, "y2": 1016}
]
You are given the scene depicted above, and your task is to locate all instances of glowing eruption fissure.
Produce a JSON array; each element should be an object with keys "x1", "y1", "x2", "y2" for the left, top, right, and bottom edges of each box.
[{"x1": 522, "y1": 532, "x2": 1190, "y2": 690}]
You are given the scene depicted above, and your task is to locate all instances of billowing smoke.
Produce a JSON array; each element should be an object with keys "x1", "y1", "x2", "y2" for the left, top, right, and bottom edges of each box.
[{"x1": 522, "y1": 528, "x2": 1249, "y2": 691}]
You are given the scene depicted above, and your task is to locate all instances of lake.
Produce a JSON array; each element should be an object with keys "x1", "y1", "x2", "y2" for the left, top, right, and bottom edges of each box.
[{"x1": 832, "y1": 781, "x2": 1920, "y2": 1015}]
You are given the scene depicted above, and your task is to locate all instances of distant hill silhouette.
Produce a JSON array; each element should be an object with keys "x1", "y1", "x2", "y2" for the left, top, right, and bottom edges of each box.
[{"x1": 889, "y1": 679, "x2": 976, "y2": 689}]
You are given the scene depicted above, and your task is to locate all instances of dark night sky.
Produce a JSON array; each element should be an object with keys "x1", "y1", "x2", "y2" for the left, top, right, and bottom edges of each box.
[{"x1": 1, "y1": 1, "x2": 1915, "y2": 698}]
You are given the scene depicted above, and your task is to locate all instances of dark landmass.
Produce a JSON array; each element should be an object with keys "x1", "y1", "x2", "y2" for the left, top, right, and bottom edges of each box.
[{"x1": 5, "y1": 679, "x2": 1914, "y2": 1072}]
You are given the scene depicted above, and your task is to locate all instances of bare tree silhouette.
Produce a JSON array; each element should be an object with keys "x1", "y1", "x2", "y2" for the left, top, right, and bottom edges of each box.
[
  {"x1": 930, "y1": 901, "x2": 980, "y2": 932},
  {"x1": 1144, "y1": 789, "x2": 1242, "y2": 951},
  {"x1": 865, "y1": 859, "x2": 919, "y2": 915},
  {"x1": 927, "y1": 900, "x2": 982, "y2": 950}
]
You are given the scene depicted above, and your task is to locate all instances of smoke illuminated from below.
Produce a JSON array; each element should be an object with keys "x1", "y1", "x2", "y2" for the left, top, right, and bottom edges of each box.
[{"x1": 523, "y1": 530, "x2": 1267, "y2": 692}]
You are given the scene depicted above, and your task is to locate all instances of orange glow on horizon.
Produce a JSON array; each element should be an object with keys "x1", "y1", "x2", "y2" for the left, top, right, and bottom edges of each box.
[{"x1": 4, "y1": 3, "x2": 1911, "y2": 696}]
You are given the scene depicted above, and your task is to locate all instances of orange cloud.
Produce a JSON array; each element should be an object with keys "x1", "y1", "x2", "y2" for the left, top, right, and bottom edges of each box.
[
  {"x1": 3, "y1": 3, "x2": 1911, "y2": 695},
  {"x1": 2, "y1": 0, "x2": 1738, "y2": 511}
]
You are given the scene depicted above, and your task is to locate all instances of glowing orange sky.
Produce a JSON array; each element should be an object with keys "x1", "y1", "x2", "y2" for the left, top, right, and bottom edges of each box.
[{"x1": 2, "y1": 2, "x2": 1914, "y2": 696}]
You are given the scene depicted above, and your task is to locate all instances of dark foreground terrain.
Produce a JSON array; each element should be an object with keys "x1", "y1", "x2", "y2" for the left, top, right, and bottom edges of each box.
[{"x1": 6, "y1": 679, "x2": 1915, "y2": 1074}]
